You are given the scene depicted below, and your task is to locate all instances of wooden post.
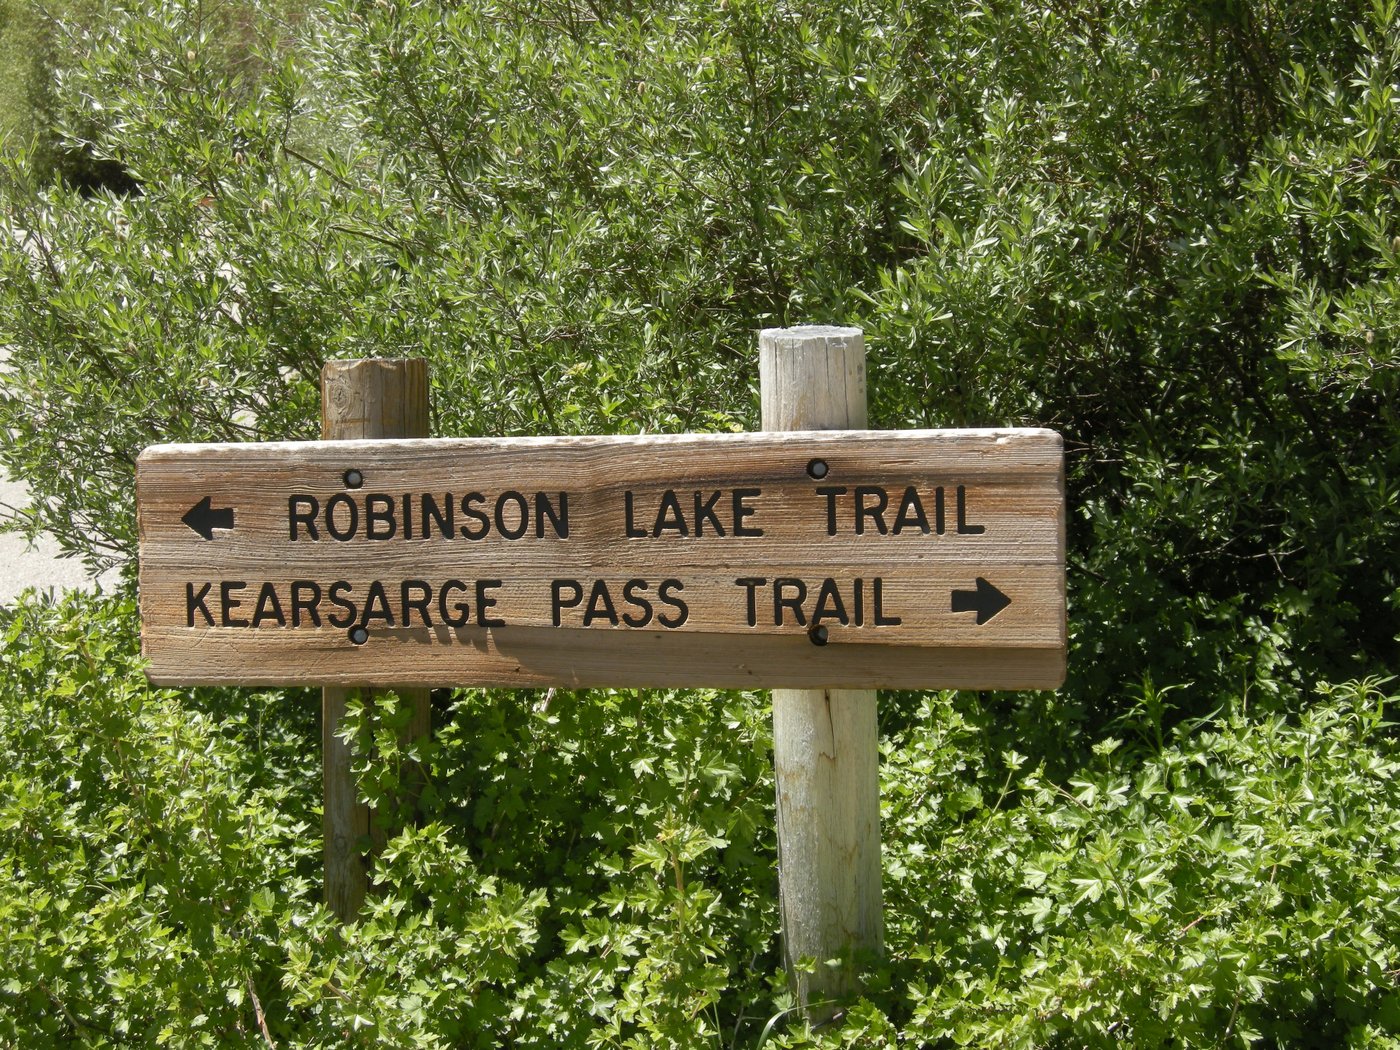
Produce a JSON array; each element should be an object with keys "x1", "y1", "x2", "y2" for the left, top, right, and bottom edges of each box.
[
  {"x1": 320, "y1": 358, "x2": 432, "y2": 922},
  {"x1": 759, "y1": 326, "x2": 883, "y2": 1021}
]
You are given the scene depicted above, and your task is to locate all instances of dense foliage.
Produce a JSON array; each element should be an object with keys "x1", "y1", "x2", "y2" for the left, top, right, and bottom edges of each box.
[
  {"x1": 2, "y1": 0, "x2": 1399, "y2": 1044},
  {"x1": 2, "y1": 593, "x2": 1398, "y2": 1046},
  {"x1": 0, "y1": 591, "x2": 779, "y2": 1046}
]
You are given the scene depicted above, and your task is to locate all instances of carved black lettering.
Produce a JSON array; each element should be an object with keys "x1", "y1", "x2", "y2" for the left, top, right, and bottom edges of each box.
[
  {"x1": 366, "y1": 494, "x2": 396, "y2": 540},
  {"x1": 892, "y1": 486, "x2": 930, "y2": 534},
  {"x1": 773, "y1": 577, "x2": 807, "y2": 626},
  {"x1": 956, "y1": 485, "x2": 985, "y2": 535},
  {"x1": 935, "y1": 486, "x2": 946, "y2": 535},
  {"x1": 657, "y1": 579, "x2": 688, "y2": 628},
  {"x1": 873, "y1": 577, "x2": 902, "y2": 626},
  {"x1": 220, "y1": 581, "x2": 249, "y2": 627},
  {"x1": 623, "y1": 491, "x2": 646, "y2": 538},
  {"x1": 496, "y1": 491, "x2": 529, "y2": 539},
  {"x1": 439, "y1": 579, "x2": 471, "y2": 627},
  {"x1": 583, "y1": 579, "x2": 619, "y2": 626},
  {"x1": 251, "y1": 582, "x2": 287, "y2": 628},
  {"x1": 855, "y1": 486, "x2": 889, "y2": 535},
  {"x1": 327, "y1": 581, "x2": 356, "y2": 628},
  {"x1": 734, "y1": 577, "x2": 765, "y2": 627},
  {"x1": 401, "y1": 579, "x2": 433, "y2": 627},
  {"x1": 732, "y1": 488, "x2": 763, "y2": 537},
  {"x1": 476, "y1": 580, "x2": 505, "y2": 627},
  {"x1": 288, "y1": 495, "x2": 319, "y2": 540},
  {"x1": 811, "y1": 578, "x2": 849, "y2": 626},
  {"x1": 692, "y1": 491, "x2": 725, "y2": 537},
  {"x1": 459, "y1": 493, "x2": 490, "y2": 539},
  {"x1": 186, "y1": 582, "x2": 214, "y2": 626},
  {"x1": 421, "y1": 493, "x2": 454, "y2": 539},
  {"x1": 622, "y1": 579, "x2": 654, "y2": 628},
  {"x1": 536, "y1": 492, "x2": 569, "y2": 538},
  {"x1": 652, "y1": 490, "x2": 689, "y2": 537},
  {"x1": 551, "y1": 579, "x2": 583, "y2": 626},
  {"x1": 325, "y1": 493, "x2": 359, "y2": 541},
  {"x1": 361, "y1": 580, "x2": 393, "y2": 626},
  {"x1": 816, "y1": 486, "x2": 846, "y2": 536},
  {"x1": 290, "y1": 580, "x2": 322, "y2": 627},
  {"x1": 402, "y1": 493, "x2": 412, "y2": 539},
  {"x1": 852, "y1": 577, "x2": 865, "y2": 626}
]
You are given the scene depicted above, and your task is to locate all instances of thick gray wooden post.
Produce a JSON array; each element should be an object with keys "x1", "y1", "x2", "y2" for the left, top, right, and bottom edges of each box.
[
  {"x1": 759, "y1": 326, "x2": 883, "y2": 1021},
  {"x1": 320, "y1": 358, "x2": 432, "y2": 922}
]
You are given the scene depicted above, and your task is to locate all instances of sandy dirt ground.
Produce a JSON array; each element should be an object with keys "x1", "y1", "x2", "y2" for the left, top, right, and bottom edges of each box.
[
  {"x1": 0, "y1": 342, "x2": 122, "y2": 604},
  {"x1": 0, "y1": 474, "x2": 118, "y2": 603}
]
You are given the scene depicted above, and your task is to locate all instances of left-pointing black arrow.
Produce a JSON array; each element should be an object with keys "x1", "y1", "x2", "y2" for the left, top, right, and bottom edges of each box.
[
  {"x1": 951, "y1": 577, "x2": 1011, "y2": 625},
  {"x1": 182, "y1": 496, "x2": 235, "y2": 540}
]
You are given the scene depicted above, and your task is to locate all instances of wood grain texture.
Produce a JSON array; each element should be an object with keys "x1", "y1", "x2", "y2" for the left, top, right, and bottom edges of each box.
[
  {"x1": 761, "y1": 325, "x2": 880, "y2": 1020},
  {"x1": 137, "y1": 428, "x2": 1065, "y2": 687},
  {"x1": 322, "y1": 358, "x2": 429, "y2": 442},
  {"x1": 320, "y1": 359, "x2": 430, "y2": 923}
]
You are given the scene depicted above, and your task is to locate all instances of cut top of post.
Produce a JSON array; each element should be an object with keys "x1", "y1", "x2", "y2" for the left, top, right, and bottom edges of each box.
[
  {"x1": 322, "y1": 359, "x2": 430, "y2": 442},
  {"x1": 759, "y1": 327, "x2": 867, "y2": 432}
]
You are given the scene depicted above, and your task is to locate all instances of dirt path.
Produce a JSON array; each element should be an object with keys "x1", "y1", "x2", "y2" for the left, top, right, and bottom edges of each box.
[
  {"x1": 0, "y1": 343, "x2": 122, "y2": 603},
  {"x1": 0, "y1": 475, "x2": 115, "y2": 603}
]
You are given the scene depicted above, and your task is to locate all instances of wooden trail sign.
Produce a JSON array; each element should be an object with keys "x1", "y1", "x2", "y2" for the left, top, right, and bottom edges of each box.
[{"x1": 137, "y1": 428, "x2": 1065, "y2": 689}]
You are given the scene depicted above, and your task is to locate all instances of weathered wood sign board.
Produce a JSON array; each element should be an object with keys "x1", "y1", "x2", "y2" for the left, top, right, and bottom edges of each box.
[{"x1": 137, "y1": 429, "x2": 1065, "y2": 689}]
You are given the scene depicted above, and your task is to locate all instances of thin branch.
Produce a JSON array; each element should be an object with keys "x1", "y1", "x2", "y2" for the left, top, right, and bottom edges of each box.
[
  {"x1": 283, "y1": 144, "x2": 354, "y2": 191},
  {"x1": 248, "y1": 975, "x2": 276, "y2": 1049},
  {"x1": 395, "y1": 62, "x2": 474, "y2": 209},
  {"x1": 329, "y1": 223, "x2": 409, "y2": 253}
]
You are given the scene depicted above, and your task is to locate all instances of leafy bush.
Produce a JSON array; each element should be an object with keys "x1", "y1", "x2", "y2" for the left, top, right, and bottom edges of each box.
[
  {"x1": 874, "y1": 681, "x2": 1400, "y2": 1047},
  {"x1": 0, "y1": 0, "x2": 307, "y2": 190},
  {"x1": 0, "y1": 590, "x2": 320, "y2": 1045},
  {"x1": 3, "y1": 593, "x2": 1399, "y2": 1045}
]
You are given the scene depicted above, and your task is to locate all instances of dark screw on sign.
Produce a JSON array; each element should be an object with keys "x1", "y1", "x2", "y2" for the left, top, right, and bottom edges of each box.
[{"x1": 806, "y1": 459, "x2": 829, "y2": 480}]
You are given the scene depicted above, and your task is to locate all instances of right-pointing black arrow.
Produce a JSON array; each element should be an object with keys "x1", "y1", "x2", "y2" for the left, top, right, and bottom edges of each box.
[
  {"x1": 182, "y1": 496, "x2": 235, "y2": 540},
  {"x1": 951, "y1": 577, "x2": 1011, "y2": 625}
]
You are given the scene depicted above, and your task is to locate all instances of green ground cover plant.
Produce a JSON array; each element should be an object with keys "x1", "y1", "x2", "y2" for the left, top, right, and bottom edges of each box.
[
  {"x1": 1, "y1": 593, "x2": 1397, "y2": 1045},
  {"x1": 1, "y1": 0, "x2": 1398, "y2": 1044}
]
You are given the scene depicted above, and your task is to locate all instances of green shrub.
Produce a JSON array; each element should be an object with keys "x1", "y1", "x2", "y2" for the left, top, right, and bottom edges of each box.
[
  {"x1": 3, "y1": 593, "x2": 1399, "y2": 1045},
  {"x1": 0, "y1": 590, "x2": 319, "y2": 1045},
  {"x1": 873, "y1": 680, "x2": 1400, "y2": 1047}
]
